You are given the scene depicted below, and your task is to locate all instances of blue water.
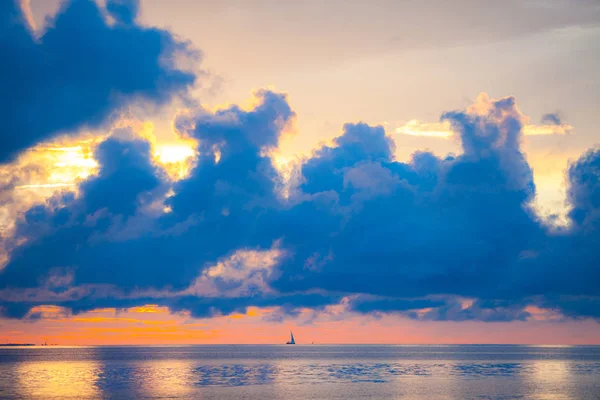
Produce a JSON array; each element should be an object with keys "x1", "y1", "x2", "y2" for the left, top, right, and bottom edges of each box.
[{"x1": 0, "y1": 345, "x2": 599, "y2": 399}]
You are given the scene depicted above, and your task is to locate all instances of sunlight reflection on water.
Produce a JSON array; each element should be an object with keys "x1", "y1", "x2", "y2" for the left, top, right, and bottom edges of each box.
[
  {"x1": 15, "y1": 360, "x2": 102, "y2": 399},
  {"x1": 0, "y1": 345, "x2": 599, "y2": 399}
]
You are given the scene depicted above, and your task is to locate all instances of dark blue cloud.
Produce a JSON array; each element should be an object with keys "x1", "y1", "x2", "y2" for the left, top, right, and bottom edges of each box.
[
  {"x1": 1, "y1": 91, "x2": 599, "y2": 323},
  {"x1": 272, "y1": 97, "x2": 541, "y2": 306},
  {"x1": 349, "y1": 296, "x2": 446, "y2": 314},
  {"x1": 0, "y1": 291, "x2": 342, "y2": 320},
  {"x1": 414, "y1": 300, "x2": 532, "y2": 322},
  {"x1": 541, "y1": 113, "x2": 562, "y2": 125},
  {"x1": 81, "y1": 136, "x2": 164, "y2": 217},
  {"x1": 0, "y1": 91, "x2": 294, "y2": 307},
  {"x1": 351, "y1": 296, "x2": 533, "y2": 322},
  {"x1": 169, "y1": 293, "x2": 342, "y2": 319},
  {"x1": 0, "y1": 0, "x2": 195, "y2": 162},
  {"x1": 0, "y1": 136, "x2": 169, "y2": 290},
  {"x1": 512, "y1": 148, "x2": 600, "y2": 318},
  {"x1": 168, "y1": 90, "x2": 293, "y2": 218},
  {"x1": 566, "y1": 148, "x2": 600, "y2": 228}
]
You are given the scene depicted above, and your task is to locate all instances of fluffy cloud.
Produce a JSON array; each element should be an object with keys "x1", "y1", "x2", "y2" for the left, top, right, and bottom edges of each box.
[
  {"x1": 0, "y1": 0, "x2": 195, "y2": 162},
  {"x1": 1, "y1": 88, "x2": 599, "y2": 324},
  {"x1": 0, "y1": 91, "x2": 308, "y2": 318}
]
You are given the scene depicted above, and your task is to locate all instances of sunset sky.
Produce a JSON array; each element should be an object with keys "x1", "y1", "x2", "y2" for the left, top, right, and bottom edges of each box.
[{"x1": 1, "y1": 0, "x2": 600, "y2": 345}]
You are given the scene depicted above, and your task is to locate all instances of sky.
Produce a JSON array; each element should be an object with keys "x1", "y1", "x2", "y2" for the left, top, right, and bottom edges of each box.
[{"x1": 0, "y1": 0, "x2": 599, "y2": 345}]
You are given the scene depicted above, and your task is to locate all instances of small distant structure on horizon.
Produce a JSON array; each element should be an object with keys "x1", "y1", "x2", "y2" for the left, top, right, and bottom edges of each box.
[{"x1": 286, "y1": 331, "x2": 295, "y2": 345}]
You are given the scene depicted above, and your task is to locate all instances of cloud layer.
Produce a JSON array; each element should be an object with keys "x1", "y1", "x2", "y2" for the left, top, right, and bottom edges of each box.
[
  {"x1": 0, "y1": 0, "x2": 599, "y2": 325},
  {"x1": 1, "y1": 87, "x2": 599, "y2": 323}
]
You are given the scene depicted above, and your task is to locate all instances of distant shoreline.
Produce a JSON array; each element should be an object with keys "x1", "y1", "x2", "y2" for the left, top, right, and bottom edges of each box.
[{"x1": 0, "y1": 344, "x2": 36, "y2": 347}]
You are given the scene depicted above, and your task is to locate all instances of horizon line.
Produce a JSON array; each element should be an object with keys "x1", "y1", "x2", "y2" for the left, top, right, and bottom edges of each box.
[{"x1": 3, "y1": 343, "x2": 600, "y2": 347}]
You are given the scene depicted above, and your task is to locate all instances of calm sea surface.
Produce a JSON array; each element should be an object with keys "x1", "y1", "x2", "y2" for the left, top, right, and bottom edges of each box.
[{"x1": 0, "y1": 345, "x2": 599, "y2": 399}]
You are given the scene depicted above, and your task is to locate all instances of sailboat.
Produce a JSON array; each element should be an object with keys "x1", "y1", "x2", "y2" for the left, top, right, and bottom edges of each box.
[{"x1": 286, "y1": 331, "x2": 295, "y2": 345}]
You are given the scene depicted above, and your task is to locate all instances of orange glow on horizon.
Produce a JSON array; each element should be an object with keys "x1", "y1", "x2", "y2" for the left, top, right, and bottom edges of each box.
[{"x1": 1, "y1": 305, "x2": 600, "y2": 346}]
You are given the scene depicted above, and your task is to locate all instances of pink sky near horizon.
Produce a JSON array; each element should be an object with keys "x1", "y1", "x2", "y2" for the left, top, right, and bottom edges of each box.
[{"x1": 1, "y1": 305, "x2": 599, "y2": 346}]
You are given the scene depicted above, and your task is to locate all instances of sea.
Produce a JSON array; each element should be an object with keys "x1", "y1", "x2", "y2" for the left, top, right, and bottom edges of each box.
[{"x1": 0, "y1": 345, "x2": 599, "y2": 399}]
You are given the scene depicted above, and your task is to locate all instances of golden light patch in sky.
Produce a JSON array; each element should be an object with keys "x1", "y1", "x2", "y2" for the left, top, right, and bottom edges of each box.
[
  {"x1": 127, "y1": 119, "x2": 197, "y2": 180},
  {"x1": 25, "y1": 305, "x2": 69, "y2": 319},
  {"x1": 5, "y1": 127, "x2": 196, "y2": 198},
  {"x1": 530, "y1": 173, "x2": 570, "y2": 227},
  {"x1": 15, "y1": 183, "x2": 76, "y2": 189},
  {"x1": 71, "y1": 316, "x2": 147, "y2": 324},
  {"x1": 525, "y1": 149, "x2": 579, "y2": 228},
  {"x1": 245, "y1": 307, "x2": 261, "y2": 317},
  {"x1": 130, "y1": 304, "x2": 169, "y2": 314},
  {"x1": 396, "y1": 120, "x2": 453, "y2": 138},
  {"x1": 153, "y1": 142, "x2": 197, "y2": 180},
  {"x1": 154, "y1": 144, "x2": 195, "y2": 164},
  {"x1": 523, "y1": 124, "x2": 574, "y2": 136},
  {"x1": 269, "y1": 153, "x2": 303, "y2": 200},
  {"x1": 227, "y1": 307, "x2": 266, "y2": 320},
  {"x1": 13, "y1": 142, "x2": 99, "y2": 190},
  {"x1": 395, "y1": 120, "x2": 574, "y2": 139}
]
